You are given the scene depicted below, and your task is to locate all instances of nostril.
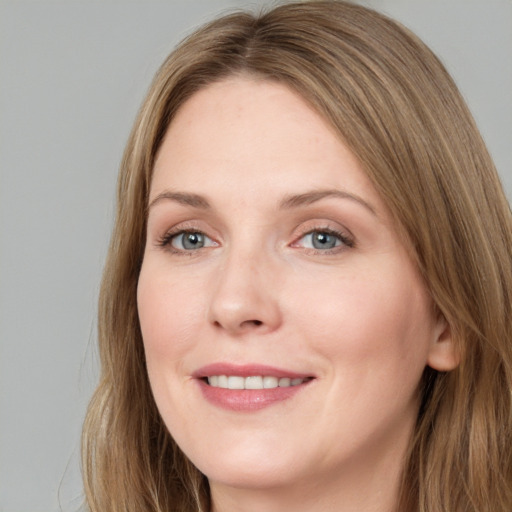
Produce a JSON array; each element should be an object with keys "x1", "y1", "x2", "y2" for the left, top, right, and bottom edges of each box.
[
  {"x1": 243, "y1": 319, "x2": 263, "y2": 327},
  {"x1": 213, "y1": 319, "x2": 263, "y2": 329}
]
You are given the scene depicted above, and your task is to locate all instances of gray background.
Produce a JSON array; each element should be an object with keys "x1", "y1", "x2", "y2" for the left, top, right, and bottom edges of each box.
[{"x1": 1, "y1": 1, "x2": 510, "y2": 511}]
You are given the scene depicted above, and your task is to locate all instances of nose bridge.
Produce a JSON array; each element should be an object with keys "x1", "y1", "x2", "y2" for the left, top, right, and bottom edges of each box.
[{"x1": 208, "y1": 237, "x2": 282, "y2": 335}]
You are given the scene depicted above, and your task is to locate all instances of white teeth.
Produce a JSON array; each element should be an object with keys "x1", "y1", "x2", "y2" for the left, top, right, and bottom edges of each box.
[
  {"x1": 227, "y1": 376, "x2": 244, "y2": 389},
  {"x1": 245, "y1": 376, "x2": 263, "y2": 389},
  {"x1": 263, "y1": 376, "x2": 278, "y2": 388},
  {"x1": 207, "y1": 375, "x2": 308, "y2": 390}
]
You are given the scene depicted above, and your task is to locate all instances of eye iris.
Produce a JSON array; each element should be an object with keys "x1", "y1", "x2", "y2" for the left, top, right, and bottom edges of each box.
[
  {"x1": 182, "y1": 232, "x2": 204, "y2": 250},
  {"x1": 312, "y1": 231, "x2": 337, "y2": 249}
]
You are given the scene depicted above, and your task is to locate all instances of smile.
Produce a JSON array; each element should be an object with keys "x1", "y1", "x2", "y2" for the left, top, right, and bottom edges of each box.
[
  {"x1": 207, "y1": 375, "x2": 311, "y2": 389},
  {"x1": 194, "y1": 364, "x2": 315, "y2": 411}
]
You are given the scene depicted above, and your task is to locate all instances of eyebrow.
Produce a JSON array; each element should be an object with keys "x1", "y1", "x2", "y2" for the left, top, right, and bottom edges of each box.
[
  {"x1": 148, "y1": 191, "x2": 211, "y2": 211},
  {"x1": 148, "y1": 188, "x2": 376, "y2": 216},
  {"x1": 280, "y1": 189, "x2": 377, "y2": 215}
]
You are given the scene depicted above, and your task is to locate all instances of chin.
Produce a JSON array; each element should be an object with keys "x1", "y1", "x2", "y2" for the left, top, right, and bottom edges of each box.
[
  {"x1": 183, "y1": 436, "x2": 306, "y2": 490},
  {"x1": 200, "y1": 460, "x2": 302, "y2": 491}
]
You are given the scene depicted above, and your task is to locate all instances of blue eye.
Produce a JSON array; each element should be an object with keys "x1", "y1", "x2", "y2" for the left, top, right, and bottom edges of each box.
[
  {"x1": 170, "y1": 231, "x2": 215, "y2": 251},
  {"x1": 298, "y1": 229, "x2": 352, "y2": 250}
]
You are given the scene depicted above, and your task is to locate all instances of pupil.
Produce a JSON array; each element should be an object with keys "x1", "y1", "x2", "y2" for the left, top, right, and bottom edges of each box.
[
  {"x1": 184, "y1": 232, "x2": 204, "y2": 249},
  {"x1": 313, "y1": 232, "x2": 335, "y2": 249}
]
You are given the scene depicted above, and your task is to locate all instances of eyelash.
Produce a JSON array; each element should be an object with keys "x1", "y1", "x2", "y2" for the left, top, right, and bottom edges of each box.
[
  {"x1": 156, "y1": 229, "x2": 214, "y2": 254},
  {"x1": 156, "y1": 225, "x2": 355, "y2": 255},
  {"x1": 292, "y1": 226, "x2": 355, "y2": 253}
]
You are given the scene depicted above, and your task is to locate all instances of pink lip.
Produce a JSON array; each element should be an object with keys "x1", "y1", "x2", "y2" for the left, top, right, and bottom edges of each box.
[
  {"x1": 193, "y1": 363, "x2": 314, "y2": 412},
  {"x1": 193, "y1": 363, "x2": 311, "y2": 379}
]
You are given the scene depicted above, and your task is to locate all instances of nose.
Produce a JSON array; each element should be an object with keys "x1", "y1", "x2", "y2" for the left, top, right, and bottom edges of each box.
[{"x1": 207, "y1": 248, "x2": 282, "y2": 336}]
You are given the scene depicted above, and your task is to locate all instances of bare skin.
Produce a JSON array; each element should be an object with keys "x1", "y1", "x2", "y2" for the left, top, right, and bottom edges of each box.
[{"x1": 137, "y1": 77, "x2": 458, "y2": 512}]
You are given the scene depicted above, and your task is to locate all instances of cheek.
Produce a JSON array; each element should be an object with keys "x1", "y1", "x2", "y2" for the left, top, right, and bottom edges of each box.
[
  {"x1": 289, "y1": 267, "x2": 435, "y2": 374},
  {"x1": 137, "y1": 264, "x2": 204, "y2": 430},
  {"x1": 137, "y1": 263, "x2": 201, "y2": 362}
]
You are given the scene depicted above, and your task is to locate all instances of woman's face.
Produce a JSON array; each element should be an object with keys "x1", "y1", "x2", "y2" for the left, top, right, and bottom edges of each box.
[{"x1": 137, "y1": 77, "x2": 452, "y2": 499}]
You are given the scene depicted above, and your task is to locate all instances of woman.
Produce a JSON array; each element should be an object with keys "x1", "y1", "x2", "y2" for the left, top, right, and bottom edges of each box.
[{"x1": 82, "y1": 1, "x2": 512, "y2": 511}]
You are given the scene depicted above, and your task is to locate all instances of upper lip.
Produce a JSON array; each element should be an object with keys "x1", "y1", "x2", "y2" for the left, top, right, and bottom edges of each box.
[{"x1": 193, "y1": 363, "x2": 314, "y2": 379}]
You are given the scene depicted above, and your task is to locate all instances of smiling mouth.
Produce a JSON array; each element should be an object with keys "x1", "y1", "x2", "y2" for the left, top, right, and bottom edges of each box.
[
  {"x1": 205, "y1": 375, "x2": 313, "y2": 389},
  {"x1": 196, "y1": 365, "x2": 315, "y2": 411}
]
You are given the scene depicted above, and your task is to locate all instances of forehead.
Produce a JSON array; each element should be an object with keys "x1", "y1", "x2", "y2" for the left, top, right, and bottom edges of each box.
[
  {"x1": 150, "y1": 77, "x2": 383, "y2": 213},
  {"x1": 156, "y1": 77, "x2": 342, "y2": 166}
]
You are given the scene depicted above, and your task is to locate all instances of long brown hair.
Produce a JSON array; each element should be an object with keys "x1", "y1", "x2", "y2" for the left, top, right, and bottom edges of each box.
[{"x1": 82, "y1": 2, "x2": 512, "y2": 510}]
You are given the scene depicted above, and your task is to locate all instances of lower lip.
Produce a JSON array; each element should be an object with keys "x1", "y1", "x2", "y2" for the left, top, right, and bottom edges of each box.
[{"x1": 197, "y1": 379, "x2": 311, "y2": 412}]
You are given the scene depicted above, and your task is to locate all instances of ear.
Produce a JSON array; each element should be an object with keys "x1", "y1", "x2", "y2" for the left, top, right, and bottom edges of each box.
[{"x1": 426, "y1": 315, "x2": 460, "y2": 372}]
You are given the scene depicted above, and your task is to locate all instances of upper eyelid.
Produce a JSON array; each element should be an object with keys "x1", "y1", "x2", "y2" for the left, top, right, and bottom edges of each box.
[
  {"x1": 153, "y1": 219, "x2": 214, "y2": 238},
  {"x1": 159, "y1": 227, "x2": 212, "y2": 243},
  {"x1": 293, "y1": 228, "x2": 353, "y2": 246},
  {"x1": 149, "y1": 215, "x2": 224, "y2": 239},
  {"x1": 152, "y1": 218, "x2": 355, "y2": 245},
  {"x1": 292, "y1": 220, "x2": 354, "y2": 238}
]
